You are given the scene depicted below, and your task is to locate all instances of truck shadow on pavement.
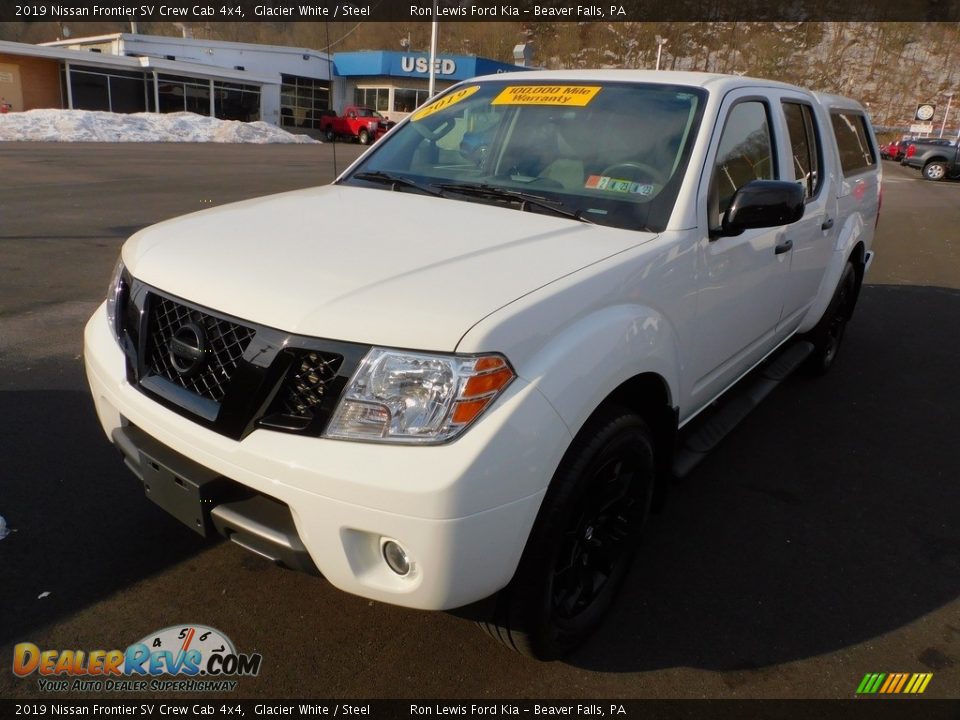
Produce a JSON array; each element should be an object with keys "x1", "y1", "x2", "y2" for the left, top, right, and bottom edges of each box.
[
  {"x1": 571, "y1": 284, "x2": 960, "y2": 673},
  {"x1": 0, "y1": 365, "x2": 210, "y2": 649},
  {"x1": 1, "y1": 285, "x2": 958, "y2": 680}
]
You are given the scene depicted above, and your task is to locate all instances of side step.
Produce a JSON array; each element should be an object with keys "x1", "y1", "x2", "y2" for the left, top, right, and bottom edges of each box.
[{"x1": 672, "y1": 340, "x2": 814, "y2": 478}]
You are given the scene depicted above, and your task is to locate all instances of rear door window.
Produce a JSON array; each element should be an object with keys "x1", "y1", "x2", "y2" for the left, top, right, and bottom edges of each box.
[
  {"x1": 783, "y1": 102, "x2": 823, "y2": 200},
  {"x1": 830, "y1": 111, "x2": 876, "y2": 177}
]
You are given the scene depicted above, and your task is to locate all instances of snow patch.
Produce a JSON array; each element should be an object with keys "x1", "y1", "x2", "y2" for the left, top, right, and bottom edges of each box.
[{"x1": 0, "y1": 109, "x2": 319, "y2": 144}]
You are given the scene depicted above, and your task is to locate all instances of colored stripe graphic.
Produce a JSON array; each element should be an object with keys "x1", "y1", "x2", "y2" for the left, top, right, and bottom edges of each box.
[
  {"x1": 857, "y1": 672, "x2": 933, "y2": 695},
  {"x1": 878, "y1": 674, "x2": 895, "y2": 693},
  {"x1": 880, "y1": 673, "x2": 903, "y2": 693},
  {"x1": 905, "y1": 673, "x2": 932, "y2": 693}
]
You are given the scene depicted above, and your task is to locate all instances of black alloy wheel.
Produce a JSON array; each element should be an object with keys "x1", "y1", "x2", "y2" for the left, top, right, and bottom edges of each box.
[
  {"x1": 805, "y1": 261, "x2": 858, "y2": 375},
  {"x1": 476, "y1": 406, "x2": 655, "y2": 660},
  {"x1": 550, "y1": 453, "x2": 645, "y2": 621}
]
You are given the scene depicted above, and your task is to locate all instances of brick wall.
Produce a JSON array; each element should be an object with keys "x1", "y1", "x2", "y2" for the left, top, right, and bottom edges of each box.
[{"x1": 0, "y1": 54, "x2": 63, "y2": 111}]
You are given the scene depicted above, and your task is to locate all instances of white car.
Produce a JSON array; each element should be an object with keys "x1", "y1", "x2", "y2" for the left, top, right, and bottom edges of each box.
[{"x1": 84, "y1": 71, "x2": 881, "y2": 659}]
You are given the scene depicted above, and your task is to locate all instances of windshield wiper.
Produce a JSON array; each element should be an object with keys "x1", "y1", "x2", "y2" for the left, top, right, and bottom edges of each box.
[
  {"x1": 352, "y1": 171, "x2": 443, "y2": 197},
  {"x1": 435, "y1": 182, "x2": 594, "y2": 224}
]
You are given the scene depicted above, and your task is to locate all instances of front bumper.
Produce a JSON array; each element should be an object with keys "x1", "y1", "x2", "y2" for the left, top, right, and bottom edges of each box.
[{"x1": 85, "y1": 305, "x2": 571, "y2": 610}]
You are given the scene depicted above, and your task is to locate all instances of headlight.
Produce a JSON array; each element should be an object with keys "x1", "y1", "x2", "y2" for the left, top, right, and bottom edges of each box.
[
  {"x1": 105, "y1": 257, "x2": 126, "y2": 341},
  {"x1": 324, "y1": 348, "x2": 515, "y2": 443}
]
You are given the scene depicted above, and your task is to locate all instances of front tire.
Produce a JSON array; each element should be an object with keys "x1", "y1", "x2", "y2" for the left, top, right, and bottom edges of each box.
[
  {"x1": 478, "y1": 406, "x2": 655, "y2": 660},
  {"x1": 804, "y1": 261, "x2": 858, "y2": 375},
  {"x1": 358, "y1": 128, "x2": 371, "y2": 145},
  {"x1": 923, "y1": 161, "x2": 947, "y2": 181}
]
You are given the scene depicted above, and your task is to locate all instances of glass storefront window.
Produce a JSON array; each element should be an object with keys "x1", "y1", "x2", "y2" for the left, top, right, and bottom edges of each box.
[
  {"x1": 71, "y1": 72, "x2": 109, "y2": 111},
  {"x1": 109, "y1": 76, "x2": 146, "y2": 114},
  {"x1": 70, "y1": 66, "x2": 148, "y2": 114},
  {"x1": 66, "y1": 66, "x2": 262, "y2": 120},
  {"x1": 155, "y1": 74, "x2": 211, "y2": 115},
  {"x1": 354, "y1": 87, "x2": 390, "y2": 113},
  {"x1": 281, "y1": 74, "x2": 330, "y2": 129},
  {"x1": 393, "y1": 88, "x2": 430, "y2": 114},
  {"x1": 214, "y1": 82, "x2": 261, "y2": 122}
]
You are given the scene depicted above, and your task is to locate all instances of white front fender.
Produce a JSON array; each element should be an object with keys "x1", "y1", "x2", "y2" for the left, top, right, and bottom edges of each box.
[{"x1": 462, "y1": 301, "x2": 682, "y2": 439}]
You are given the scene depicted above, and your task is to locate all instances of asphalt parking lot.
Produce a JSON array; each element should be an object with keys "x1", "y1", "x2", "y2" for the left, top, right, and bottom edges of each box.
[{"x1": 1, "y1": 144, "x2": 958, "y2": 700}]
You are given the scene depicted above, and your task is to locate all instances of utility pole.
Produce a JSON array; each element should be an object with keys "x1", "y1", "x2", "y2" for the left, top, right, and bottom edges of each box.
[
  {"x1": 940, "y1": 91, "x2": 954, "y2": 139},
  {"x1": 428, "y1": 0, "x2": 439, "y2": 98},
  {"x1": 655, "y1": 36, "x2": 668, "y2": 71}
]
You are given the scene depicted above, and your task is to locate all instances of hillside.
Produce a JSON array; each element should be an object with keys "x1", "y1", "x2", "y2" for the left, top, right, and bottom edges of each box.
[{"x1": 2, "y1": 20, "x2": 957, "y2": 134}]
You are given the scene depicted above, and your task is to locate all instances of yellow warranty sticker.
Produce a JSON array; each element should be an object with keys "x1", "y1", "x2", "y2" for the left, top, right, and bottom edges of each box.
[
  {"x1": 411, "y1": 85, "x2": 481, "y2": 121},
  {"x1": 492, "y1": 86, "x2": 602, "y2": 107}
]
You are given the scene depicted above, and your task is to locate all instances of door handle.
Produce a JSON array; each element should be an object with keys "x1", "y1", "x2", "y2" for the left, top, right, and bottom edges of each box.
[
  {"x1": 774, "y1": 239, "x2": 793, "y2": 255},
  {"x1": 821, "y1": 217, "x2": 835, "y2": 230}
]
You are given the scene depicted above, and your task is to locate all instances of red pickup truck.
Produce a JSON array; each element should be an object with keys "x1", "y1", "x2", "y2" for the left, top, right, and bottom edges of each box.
[{"x1": 320, "y1": 106, "x2": 394, "y2": 145}]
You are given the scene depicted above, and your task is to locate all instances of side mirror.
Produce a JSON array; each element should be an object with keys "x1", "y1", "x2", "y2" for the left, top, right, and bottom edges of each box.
[{"x1": 718, "y1": 180, "x2": 805, "y2": 237}]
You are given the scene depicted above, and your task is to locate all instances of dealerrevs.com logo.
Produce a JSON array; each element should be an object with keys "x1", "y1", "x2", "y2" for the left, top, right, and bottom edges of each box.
[{"x1": 13, "y1": 625, "x2": 262, "y2": 693}]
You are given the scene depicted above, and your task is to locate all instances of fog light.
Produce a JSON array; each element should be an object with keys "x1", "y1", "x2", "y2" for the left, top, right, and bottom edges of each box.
[{"x1": 382, "y1": 539, "x2": 410, "y2": 576}]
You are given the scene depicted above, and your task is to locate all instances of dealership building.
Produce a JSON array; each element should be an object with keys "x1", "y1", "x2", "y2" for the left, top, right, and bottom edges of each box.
[
  {"x1": 0, "y1": 33, "x2": 529, "y2": 132},
  {"x1": 331, "y1": 50, "x2": 528, "y2": 120}
]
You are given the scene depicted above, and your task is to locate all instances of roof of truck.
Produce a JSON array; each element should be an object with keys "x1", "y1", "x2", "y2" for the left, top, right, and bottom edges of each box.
[
  {"x1": 470, "y1": 69, "x2": 811, "y2": 94},
  {"x1": 812, "y1": 91, "x2": 869, "y2": 114}
]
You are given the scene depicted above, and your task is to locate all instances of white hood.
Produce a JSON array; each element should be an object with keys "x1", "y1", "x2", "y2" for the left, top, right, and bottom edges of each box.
[{"x1": 125, "y1": 185, "x2": 653, "y2": 351}]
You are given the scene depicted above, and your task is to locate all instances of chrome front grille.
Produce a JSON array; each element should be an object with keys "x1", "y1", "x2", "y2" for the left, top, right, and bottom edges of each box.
[
  {"x1": 144, "y1": 294, "x2": 256, "y2": 403},
  {"x1": 120, "y1": 280, "x2": 361, "y2": 440}
]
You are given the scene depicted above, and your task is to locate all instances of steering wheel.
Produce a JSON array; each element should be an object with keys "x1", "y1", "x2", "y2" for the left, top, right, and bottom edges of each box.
[
  {"x1": 599, "y1": 161, "x2": 665, "y2": 186},
  {"x1": 412, "y1": 118, "x2": 455, "y2": 143}
]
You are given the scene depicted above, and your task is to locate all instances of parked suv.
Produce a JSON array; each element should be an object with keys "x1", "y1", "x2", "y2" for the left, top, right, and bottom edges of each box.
[{"x1": 85, "y1": 71, "x2": 880, "y2": 660}]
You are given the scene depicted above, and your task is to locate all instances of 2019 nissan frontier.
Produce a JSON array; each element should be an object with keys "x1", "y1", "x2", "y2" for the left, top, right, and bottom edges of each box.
[{"x1": 85, "y1": 71, "x2": 881, "y2": 659}]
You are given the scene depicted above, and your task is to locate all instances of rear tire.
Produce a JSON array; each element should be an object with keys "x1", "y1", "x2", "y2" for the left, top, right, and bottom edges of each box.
[
  {"x1": 804, "y1": 261, "x2": 858, "y2": 375},
  {"x1": 477, "y1": 406, "x2": 655, "y2": 660},
  {"x1": 324, "y1": 128, "x2": 335, "y2": 142},
  {"x1": 923, "y1": 161, "x2": 947, "y2": 181}
]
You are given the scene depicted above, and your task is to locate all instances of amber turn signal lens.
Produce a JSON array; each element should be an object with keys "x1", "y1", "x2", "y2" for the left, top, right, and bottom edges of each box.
[
  {"x1": 474, "y1": 356, "x2": 506, "y2": 372},
  {"x1": 463, "y1": 367, "x2": 514, "y2": 397},
  {"x1": 450, "y1": 356, "x2": 515, "y2": 426},
  {"x1": 452, "y1": 398, "x2": 493, "y2": 425}
]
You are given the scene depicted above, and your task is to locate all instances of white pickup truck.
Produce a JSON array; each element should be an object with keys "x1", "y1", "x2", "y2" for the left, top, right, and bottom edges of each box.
[{"x1": 84, "y1": 70, "x2": 881, "y2": 660}]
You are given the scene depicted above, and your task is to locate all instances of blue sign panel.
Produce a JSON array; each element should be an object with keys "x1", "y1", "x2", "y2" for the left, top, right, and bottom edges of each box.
[{"x1": 333, "y1": 51, "x2": 529, "y2": 81}]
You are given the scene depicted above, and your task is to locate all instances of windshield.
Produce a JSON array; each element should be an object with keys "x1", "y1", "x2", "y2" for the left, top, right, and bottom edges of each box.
[{"x1": 341, "y1": 81, "x2": 707, "y2": 232}]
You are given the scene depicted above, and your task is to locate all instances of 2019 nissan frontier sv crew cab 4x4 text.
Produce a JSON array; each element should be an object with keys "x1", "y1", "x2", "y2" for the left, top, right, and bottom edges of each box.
[{"x1": 85, "y1": 71, "x2": 881, "y2": 660}]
